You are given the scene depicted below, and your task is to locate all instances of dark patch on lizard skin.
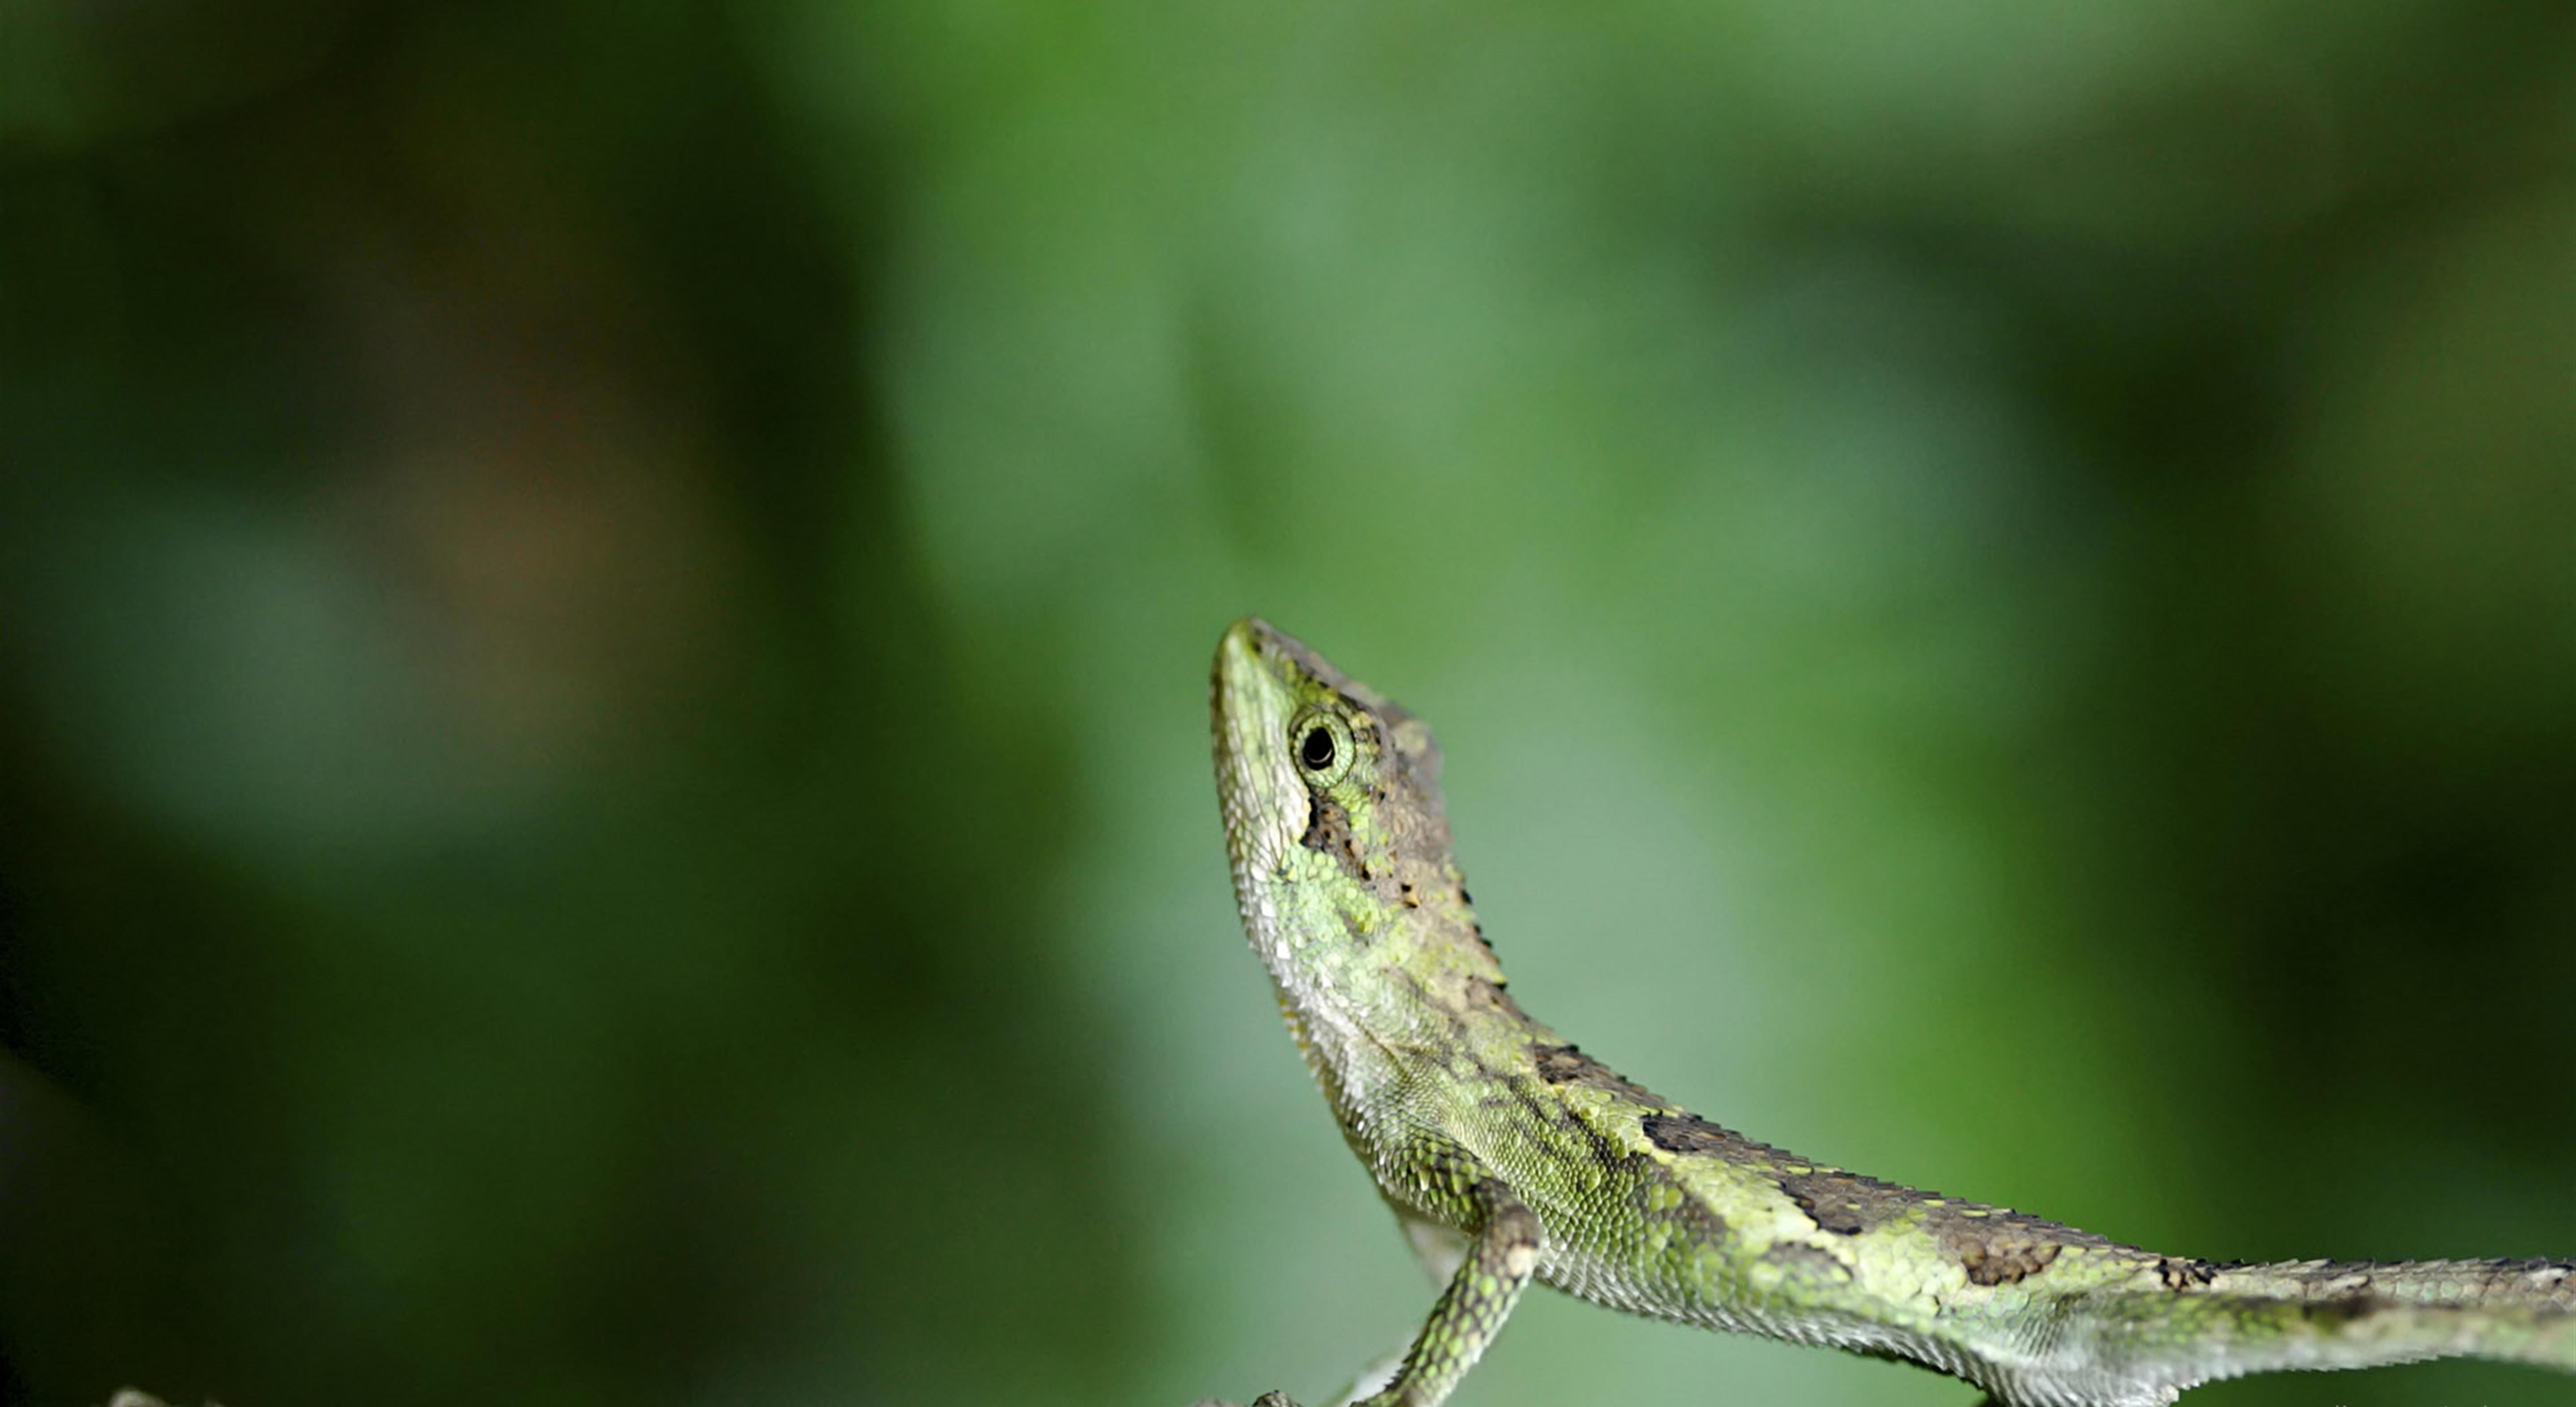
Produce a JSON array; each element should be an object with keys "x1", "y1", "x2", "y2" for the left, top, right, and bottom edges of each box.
[
  {"x1": 1502, "y1": 1062, "x2": 1727, "y2": 1243},
  {"x1": 2158, "y1": 1256, "x2": 2217, "y2": 1290},
  {"x1": 1761, "y1": 1240, "x2": 1855, "y2": 1284},
  {"x1": 1389, "y1": 1035, "x2": 1737, "y2": 1269},
  {"x1": 1473, "y1": 1039, "x2": 1677, "y2": 1193},
  {"x1": 2512, "y1": 1259, "x2": 2576, "y2": 1309},
  {"x1": 1300, "y1": 793, "x2": 1366, "y2": 879},
  {"x1": 1638, "y1": 1111, "x2": 1880, "y2": 1235},
  {"x1": 1514, "y1": 1080, "x2": 1633, "y2": 1178},
  {"x1": 1958, "y1": 1236, "x2": 2063, "y2": 1287},
  {"x1": 1778, "y1": 1167, "x2": 1923, "y2": 1237},
  {"x1": 1649, "y1": 1171, "x2": 1733, "y2": 1242},
  {"x1": 1461, "y1": 974, "x2": 1524, "y2": 1030},
  {"x1": 1641, "y1": 1110, "x2": 1791, "y2": 1162},
  {"x1": 1935, "y1": 1207, "x2": 2122, "y2": 1286},
  {"x1": 1534, "y1": 1043, "x2": 1673, "y2": 1109},
  {"x1": 2300, "y1": 1295, "x2": 2381, "y2": 1327},
  {"x1": 1642, "y1": 1113, "x2": 2128, "y2": 1284},
  {"x1": 2313, "y1": 1266, "x2": 2373, "y2": 1296},
  {"x1": 1345, "y1": 714, "x2": 1384, "y2": 762}
]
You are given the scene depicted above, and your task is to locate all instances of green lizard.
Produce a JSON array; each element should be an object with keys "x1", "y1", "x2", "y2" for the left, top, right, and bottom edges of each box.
[{"x1": 1201, "y1": 617, "x2": 2575, "y2": 1407}]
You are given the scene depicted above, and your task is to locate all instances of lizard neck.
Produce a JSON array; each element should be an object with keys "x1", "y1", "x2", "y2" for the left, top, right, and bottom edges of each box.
[{"x1": 1251, "y1": 866, "x2": 1540, "y2": 1147}]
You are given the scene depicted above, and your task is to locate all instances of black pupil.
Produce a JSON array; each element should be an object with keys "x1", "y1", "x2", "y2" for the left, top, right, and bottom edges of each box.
[{"x1": 1299, "y1": 726, "x2": 1336, "y2": 771}]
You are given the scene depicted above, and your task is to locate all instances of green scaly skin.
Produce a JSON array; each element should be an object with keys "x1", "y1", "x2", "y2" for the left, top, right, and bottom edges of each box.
[{"x1": 1201, "y1": 618, "x2": 2575, "y2": 1407}]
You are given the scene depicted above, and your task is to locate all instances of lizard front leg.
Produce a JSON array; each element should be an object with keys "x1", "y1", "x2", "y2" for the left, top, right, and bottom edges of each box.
[
  {"x1": 1203, "y1": 1176, "x2": 1541, "y2": 1407},
  {"x1": 1364, "y1": 1176, "x2": 1540, "y2": 1406}
]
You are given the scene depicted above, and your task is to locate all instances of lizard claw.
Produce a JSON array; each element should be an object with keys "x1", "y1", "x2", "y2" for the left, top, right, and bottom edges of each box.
[{"x1": 1186, "y1": 1395, "x2": 1300, "y2": 1407}]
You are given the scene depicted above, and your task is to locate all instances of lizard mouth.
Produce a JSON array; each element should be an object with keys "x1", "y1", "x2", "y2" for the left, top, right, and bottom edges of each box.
[{"x1": 1211, "y1": 618, "x2": 1304, "y2": 888}]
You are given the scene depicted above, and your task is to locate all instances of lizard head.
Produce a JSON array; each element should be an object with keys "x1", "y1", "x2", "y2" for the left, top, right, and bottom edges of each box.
[{"x1": 1212, "y1": 618, "x2": 1496, "y2": 1027}]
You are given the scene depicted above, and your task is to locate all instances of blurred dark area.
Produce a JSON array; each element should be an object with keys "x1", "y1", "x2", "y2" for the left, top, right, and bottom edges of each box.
[{"x1": 0, "y1": 2, "x2": 2568, "y2": 1406}]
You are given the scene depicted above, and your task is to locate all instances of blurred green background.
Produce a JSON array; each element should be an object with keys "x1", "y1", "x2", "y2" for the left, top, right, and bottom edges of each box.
[{"x1": 2, "y1": 1, "x2": 2570, "y2": 1405}]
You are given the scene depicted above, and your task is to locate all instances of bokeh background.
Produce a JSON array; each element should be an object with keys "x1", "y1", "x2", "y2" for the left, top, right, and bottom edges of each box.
[{"x1": 2, "y1": 2, "x2": 2570, "y2": 1405}]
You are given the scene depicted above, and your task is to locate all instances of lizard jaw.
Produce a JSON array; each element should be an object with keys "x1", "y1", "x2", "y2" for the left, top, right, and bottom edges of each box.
[{"x1": 1210, "y1": 617, "x2": 1307, "y2": 941}]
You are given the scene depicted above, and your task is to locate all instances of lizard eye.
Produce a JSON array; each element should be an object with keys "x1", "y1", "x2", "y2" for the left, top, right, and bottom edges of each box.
[
  {"x1": 1300, "y1": 726, "x2": 1335, "y2": 770},
  {"x1": 1288, "y1": 710, "x2": 1354, "y2": 788}
]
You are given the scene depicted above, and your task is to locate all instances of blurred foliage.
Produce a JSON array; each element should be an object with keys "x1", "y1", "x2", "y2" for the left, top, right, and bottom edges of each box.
[{"x1": 1, "y1": 2, "x2": 2570, "y2": 1406}]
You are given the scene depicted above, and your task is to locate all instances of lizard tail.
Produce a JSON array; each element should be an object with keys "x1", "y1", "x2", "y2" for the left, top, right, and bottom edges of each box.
[
  {"x1": 2085, "y1": 1255, "x2": 2576, "y2": 1397},
  {"x1": 2243, "y1": 1256, "x2": 2574, "y2": 1363}
]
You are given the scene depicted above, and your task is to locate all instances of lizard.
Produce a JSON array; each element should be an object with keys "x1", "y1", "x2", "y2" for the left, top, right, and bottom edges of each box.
[{"x1": 1200, "y1": 616, "x2": 2576, "y2": 1407}]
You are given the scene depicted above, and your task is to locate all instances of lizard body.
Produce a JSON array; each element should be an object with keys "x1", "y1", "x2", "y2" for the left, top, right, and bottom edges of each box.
[{"x1": 1203, "y1": 617, "x2": 2575, "y2": 1407}]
